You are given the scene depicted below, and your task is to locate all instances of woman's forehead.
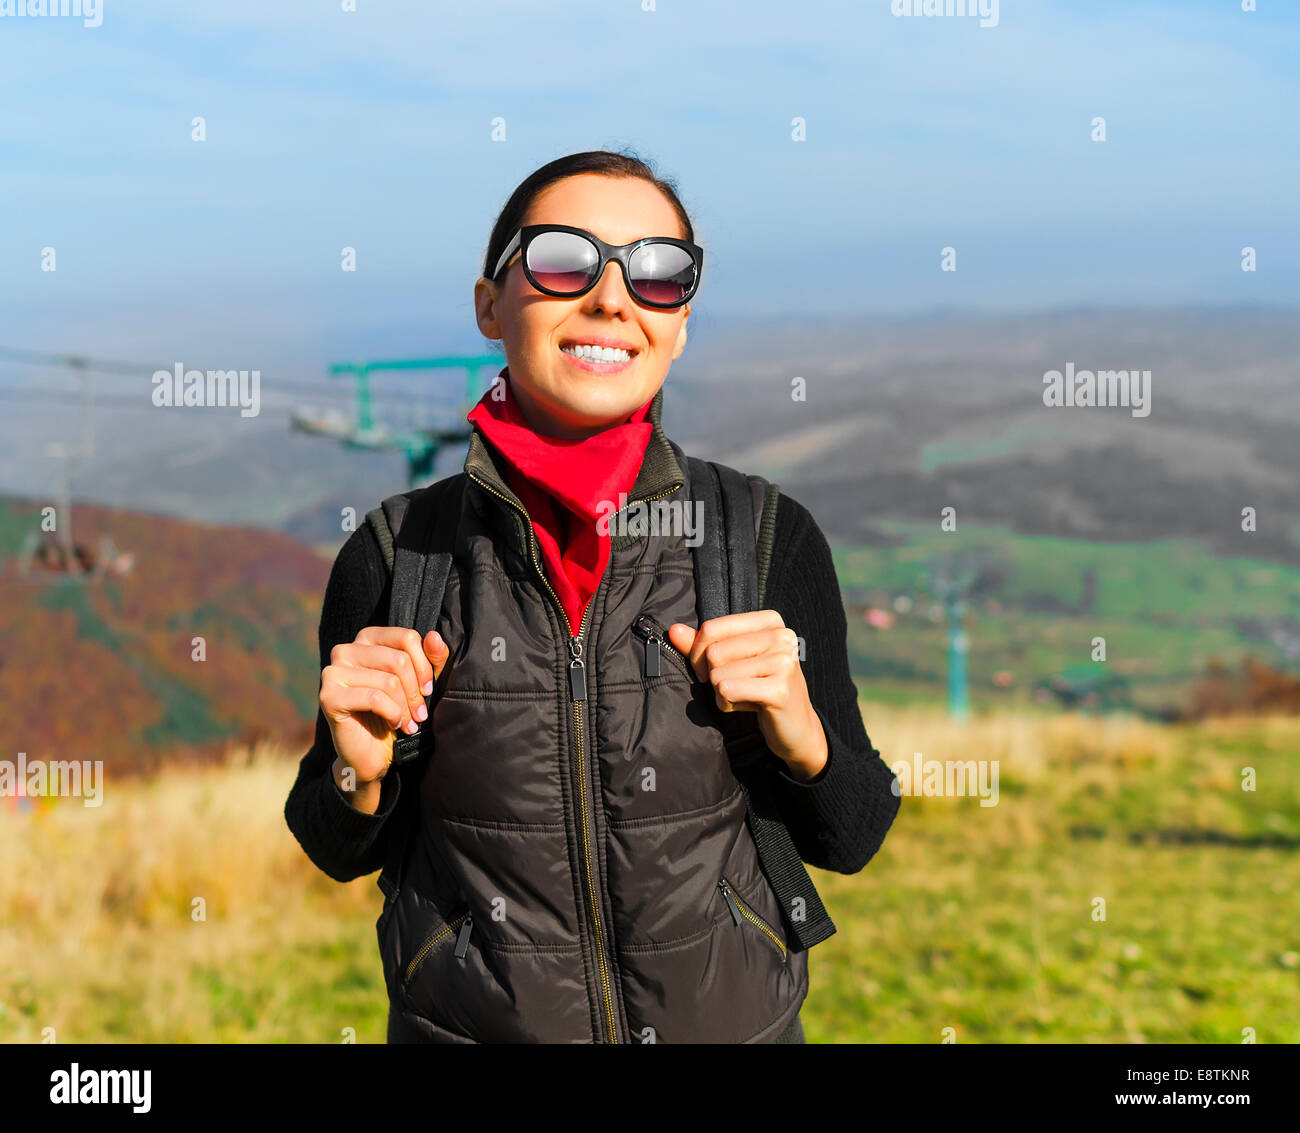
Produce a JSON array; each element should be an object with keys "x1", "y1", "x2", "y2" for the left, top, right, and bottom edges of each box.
[{"x1": 524, "y1": 177, "x2": 687, "y2": 242}]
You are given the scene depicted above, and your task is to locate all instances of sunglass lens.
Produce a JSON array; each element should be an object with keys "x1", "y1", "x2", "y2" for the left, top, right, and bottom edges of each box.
[
  {"x1": 526, "y1": 230, "x2": 599, "y2": 294},
  {"x1": 629, "y1": 243, "x2": 696, "y2": 306}
]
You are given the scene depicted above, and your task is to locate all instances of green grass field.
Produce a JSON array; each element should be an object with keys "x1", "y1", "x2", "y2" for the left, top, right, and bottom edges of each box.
[{"x1": 806, "y1": 708, "x2": 1300, "y2": 1043}]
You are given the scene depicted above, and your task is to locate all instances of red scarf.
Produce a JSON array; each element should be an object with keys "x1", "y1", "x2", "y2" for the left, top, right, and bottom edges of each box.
[{"x1": 466, "y1": 369, "x2": 654, "y2": 635}]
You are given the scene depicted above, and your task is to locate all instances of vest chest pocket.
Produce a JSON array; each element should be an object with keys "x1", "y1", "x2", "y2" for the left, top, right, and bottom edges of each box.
[
  {"x1": 718, "y1": 877, "x2": 788, "y2": 963},
  {"x1": 403, "y1": 905, "x2": 474, "y2": 989},
  {"x1": 631, "y1": 613, "x2": 693, "y2": 680}
]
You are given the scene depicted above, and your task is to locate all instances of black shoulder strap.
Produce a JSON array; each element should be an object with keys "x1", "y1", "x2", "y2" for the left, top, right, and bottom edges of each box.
[
  {"x1": 683, "y1": 453, "x2": 838, "y2": 953},
  {"x1": 365, "y1": 474, "x2": 466, "y2": 901}
]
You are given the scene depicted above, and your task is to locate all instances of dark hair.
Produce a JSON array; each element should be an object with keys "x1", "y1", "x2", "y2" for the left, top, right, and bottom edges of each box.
[{"x1": 481, "y1": 148, "x2": 696, "y2": 282}]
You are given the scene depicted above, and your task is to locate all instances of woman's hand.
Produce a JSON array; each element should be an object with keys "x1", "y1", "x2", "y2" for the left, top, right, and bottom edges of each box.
[
  {"x1": 667, "y1": 611, "x2": 829, "y2": 782},
  {"x1": 320, "y1": 627, "x2": 451, "y2": 804}
]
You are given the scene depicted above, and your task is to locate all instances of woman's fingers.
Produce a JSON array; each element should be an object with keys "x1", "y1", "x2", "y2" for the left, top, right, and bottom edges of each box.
[
  {"x1": 679, "y1": 612, "x2": 789, "y2": 677},
  {"x1": 325, "y1": 626, "x2": 452, "y2": 742},
  {"x1": 354, "y1": 626, "x2": 437, "y2": 696},
  {"x1": 423, "y1": 630, "x2": 451, "y2": 682},
  {"x1": 709, "y1": 645, "x2": 797, "y2": 685},
  {"x1": 703, "y1": 623, "x2": 797, "y2": 670},
  {"x1": 323, "y1": 662, "x2": 421, "y2": 734},
  {"x1": 332, "y1": 641, "x2": 427, "y2": 725},
  {"x1": 320, "y1": 679, "x2": 407, "y2": 734}
]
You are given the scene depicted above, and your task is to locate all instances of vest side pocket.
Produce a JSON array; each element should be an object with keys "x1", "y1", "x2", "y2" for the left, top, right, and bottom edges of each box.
[
  {"x1": 718, "y1": 876, "x2": 788, "y2": 963},
  {"x1": 403, "y1": 904, "x2": 472, "y2": 990}
]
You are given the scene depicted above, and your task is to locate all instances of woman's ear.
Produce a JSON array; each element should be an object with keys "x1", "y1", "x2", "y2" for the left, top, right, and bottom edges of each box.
[
  {"x1": 474, "y1": 277, "x2": 504, "y2": 342},
  {"x1": 670, "y1": 306, "x2": 690, "y2": 362}
]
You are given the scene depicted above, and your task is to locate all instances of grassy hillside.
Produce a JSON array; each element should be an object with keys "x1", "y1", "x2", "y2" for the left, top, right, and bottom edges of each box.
[
  {"x1": 1, "y1": 707, "x2": 1296, "y2": 1043},
  {"x1": 0, "y1": 497, "x2": 330, "y2": 773}
]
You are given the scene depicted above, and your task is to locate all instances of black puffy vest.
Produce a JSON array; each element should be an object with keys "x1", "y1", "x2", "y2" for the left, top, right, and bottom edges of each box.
[{"x1": 377, "y1": 388, "x2": 808, "y2": 1042}]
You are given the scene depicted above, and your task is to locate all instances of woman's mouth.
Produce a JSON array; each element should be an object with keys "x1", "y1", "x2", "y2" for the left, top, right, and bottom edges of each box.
[{"x1": 558, "y1": 341, "x2": 638, "y2": 374}]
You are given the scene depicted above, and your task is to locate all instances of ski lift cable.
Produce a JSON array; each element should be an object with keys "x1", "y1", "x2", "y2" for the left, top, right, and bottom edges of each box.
[
  {"x1": 0, "y1": 346, "x2": 473, "y2": 389},
  {"x1": 0, "y1": 346, "x2": 436, "y2": 402}
]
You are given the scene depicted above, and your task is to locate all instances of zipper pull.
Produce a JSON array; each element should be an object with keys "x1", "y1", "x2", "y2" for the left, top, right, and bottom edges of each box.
[
  {"x1": 568, "y1": 636, "x2": 587, "y2": 701},
  {"x1": 718, "y1": 880, "x2": 743, "y2": 926},
  {"x1": 454, "y1": 914, "x2": 474, "y2": 959},
  {"x1": 634, "y1": 615, "x2": 661, "y2": 677},
  {"x1": 644, "y1": 637, "x2": 660, "y2": 678}
]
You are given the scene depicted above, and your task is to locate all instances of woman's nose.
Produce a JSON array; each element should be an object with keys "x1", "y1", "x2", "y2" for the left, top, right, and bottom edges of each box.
[{"x1": 582, "y1": 260, "x2": 633, "y2": 314}]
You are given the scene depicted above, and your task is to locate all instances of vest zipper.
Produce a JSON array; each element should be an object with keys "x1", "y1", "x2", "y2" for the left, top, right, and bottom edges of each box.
[
  {"x1": 454, "y1": 913, "x2": 475, "y2": 959},
  {"x1": 718, "y1": 877, "x2": 788, "y2": 962},
  {"x1": 466, "y1": 469, "x2": 683, "y2": 1043},
  {"x1": 404, "y1": 908, "x2": 471, "y2": 986},
  {"x1": 631, "y1": 613, "x2": 692, "y2": 679}
]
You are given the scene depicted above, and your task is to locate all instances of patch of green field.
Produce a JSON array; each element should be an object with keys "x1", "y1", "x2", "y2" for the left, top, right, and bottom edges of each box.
[
  {"x1": 921, "y1": 421, "x2": 1047, "y2": 474},
  {"x1": 0, "y1": 497, "x2": 39, "y2": 557},
  {"x1": 833, "y1": 523, "x2": 1300, "y2": 712},
  {"x1": 838, "y1": 522, "x2": 1300, "y2": 619}
]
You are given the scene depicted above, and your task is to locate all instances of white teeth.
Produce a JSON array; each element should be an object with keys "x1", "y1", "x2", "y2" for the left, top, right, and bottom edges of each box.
[{"x1": 561, "y1": 343, "x2": 632, "y2": 363}]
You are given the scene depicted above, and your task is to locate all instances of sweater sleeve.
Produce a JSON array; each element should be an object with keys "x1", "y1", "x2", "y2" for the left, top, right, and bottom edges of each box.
[
  {"x1": 283, "y1": 522, "x2": 408, "y2": 884},
  {"x1": 757, "y1": 491, "x2": 901, "y2": 875}
]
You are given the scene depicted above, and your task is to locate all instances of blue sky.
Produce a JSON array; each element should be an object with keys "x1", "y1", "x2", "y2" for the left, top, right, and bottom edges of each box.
[{"x1": 0, "y1": 0, "x2": 1297, "y2": 375}]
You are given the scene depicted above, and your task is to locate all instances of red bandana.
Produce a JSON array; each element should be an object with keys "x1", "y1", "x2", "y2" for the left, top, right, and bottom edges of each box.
[{"x1": 465, "y1": 369, "x2": 654, "y2": 635}]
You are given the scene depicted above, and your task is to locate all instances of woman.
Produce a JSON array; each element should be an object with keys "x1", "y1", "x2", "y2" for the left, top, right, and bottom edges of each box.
[{"x1": 285, "y1": 150, "x2": 900, "y2": 1043}]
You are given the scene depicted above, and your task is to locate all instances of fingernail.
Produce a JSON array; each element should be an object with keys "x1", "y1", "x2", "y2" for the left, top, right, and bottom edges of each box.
[
  {"x1": 422, "y1": 680, "x2": 434, "y2": 696},
  {"x1": 416, "y1": 703, "x2": 428, "y2": 722},
  {"x1": 404, "y1": 719, "x2": 419, "y2": 735}
]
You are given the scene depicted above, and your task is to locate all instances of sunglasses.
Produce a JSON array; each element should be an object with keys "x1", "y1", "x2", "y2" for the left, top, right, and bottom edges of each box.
[{"x1": 491, "y1": 223, "x2": 703, "y2": 309}]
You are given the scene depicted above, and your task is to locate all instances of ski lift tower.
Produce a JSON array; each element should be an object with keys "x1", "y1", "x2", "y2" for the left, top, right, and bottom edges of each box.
[
  {"x1": 48, "y1": 354, "x2": 91, "y2": 562},
  {"x1": 17, "y1": 353, "x2": 133, "y2": 583},
  {"x1": 291, "y1": 354, "x2": 501, "y2": 487},
  {"x1": 924, "y1": 549, "x2": 990, "y2": 721}
]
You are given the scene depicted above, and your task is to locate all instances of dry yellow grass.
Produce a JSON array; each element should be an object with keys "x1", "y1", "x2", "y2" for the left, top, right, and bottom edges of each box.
[{"x1": 0, "y1": 743, "x2": 380, "y2": 1042}]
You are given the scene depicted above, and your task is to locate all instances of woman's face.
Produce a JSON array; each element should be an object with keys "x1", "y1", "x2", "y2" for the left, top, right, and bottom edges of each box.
[{"x1": 474, "y1": 173, "x2": 692, "y2": 439}]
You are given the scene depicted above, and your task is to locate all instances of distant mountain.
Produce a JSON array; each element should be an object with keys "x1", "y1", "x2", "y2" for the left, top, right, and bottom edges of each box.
[{"x1": 669, "y1": 307, "x2": 1300, "y2": 564}]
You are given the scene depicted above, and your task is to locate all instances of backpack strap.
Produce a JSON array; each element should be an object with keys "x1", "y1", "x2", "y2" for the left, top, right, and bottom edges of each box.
[
  {"x1": 755, "y1": 479, "x2": 780, "y2": 609},
  {"x1": 682, "y1": 453, "x2": 838, "y2": 953},
  {"x1": 366, "y1": 499, "x2": 400, "y2": 574},
  {"x1": 364, "y1": 474, "x2": 466, "y2": 901}
]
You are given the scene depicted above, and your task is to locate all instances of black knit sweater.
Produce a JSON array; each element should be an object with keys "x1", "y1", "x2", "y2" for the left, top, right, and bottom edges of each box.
[{"x1": 285, "y1": 490, "x2": 900, "y2": 884}]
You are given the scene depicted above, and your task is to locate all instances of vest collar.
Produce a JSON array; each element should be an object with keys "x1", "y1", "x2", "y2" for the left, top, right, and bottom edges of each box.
[{"x1": 463, "y1": 383, "x2": 685, "y2": 538}]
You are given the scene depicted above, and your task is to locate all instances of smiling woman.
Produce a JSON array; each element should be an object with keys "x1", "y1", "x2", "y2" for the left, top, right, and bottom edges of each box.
[
  {"x1": 284, "y1": 148, "x2": 901, "y2": 1045},
  {"x1": 472, "y1": 156, "x2": 701, "y2": 439}
]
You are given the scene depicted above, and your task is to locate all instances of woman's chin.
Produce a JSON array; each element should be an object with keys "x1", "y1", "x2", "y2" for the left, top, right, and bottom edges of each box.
[{"x1": 539, "y1": 385, "x2": 649, "y2": 434}]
